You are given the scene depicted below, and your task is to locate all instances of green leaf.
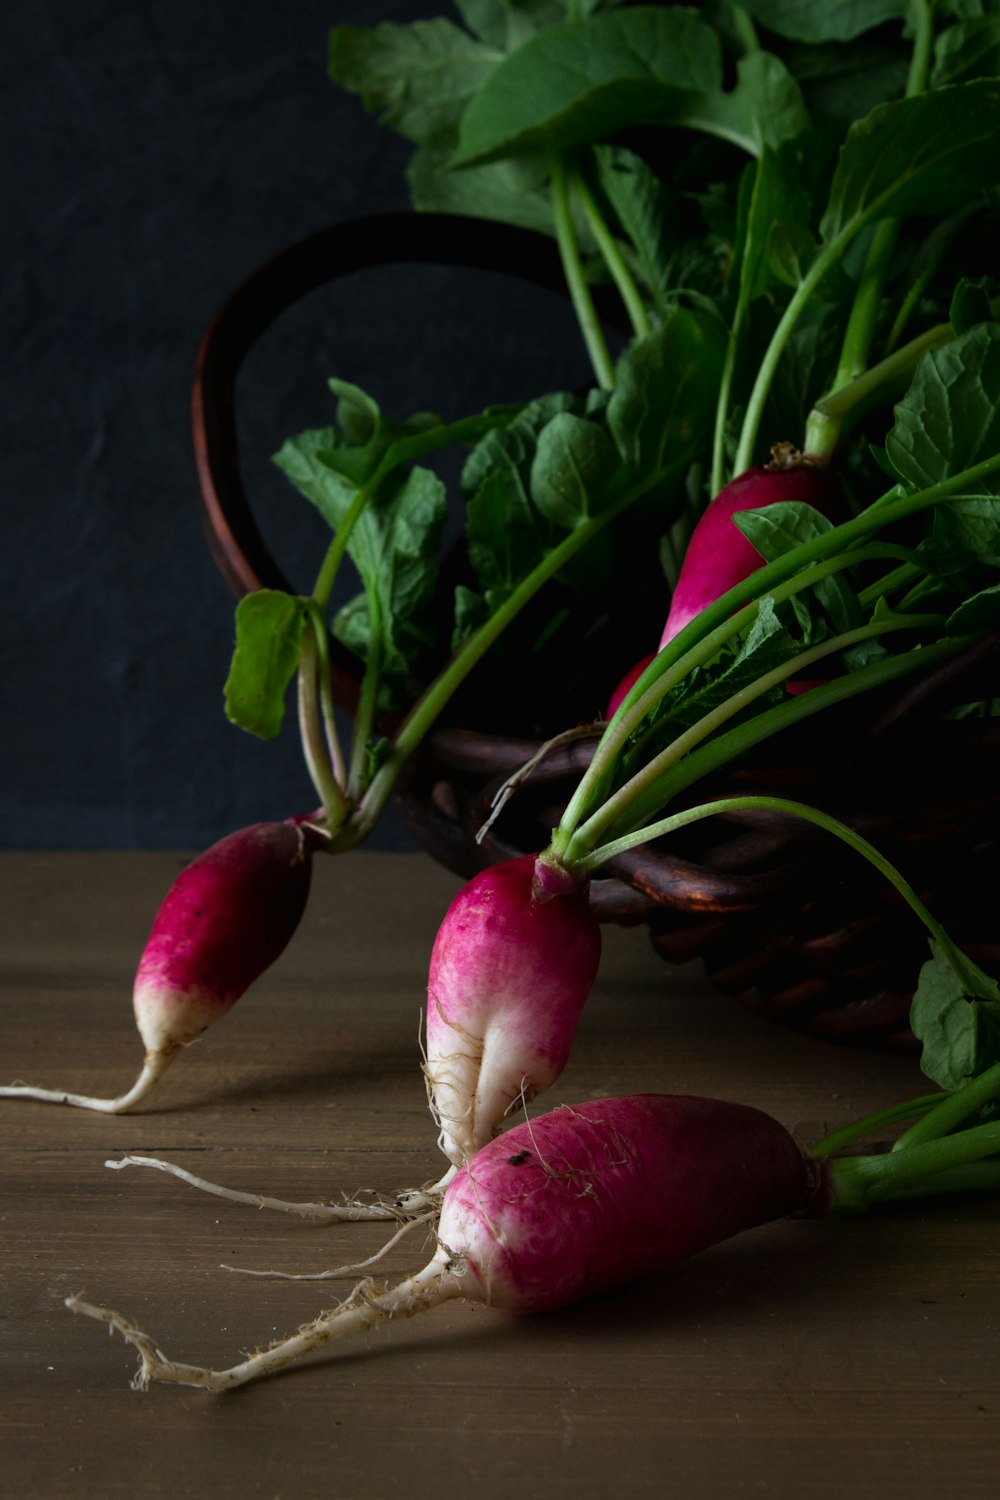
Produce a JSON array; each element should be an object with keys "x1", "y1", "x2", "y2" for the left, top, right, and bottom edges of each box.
[
  {"x1": 650, "y1": 595, "x2": 801, "y2": 734},
  {"x1": 407, "y1": 142, "x2": 554, "y2": 233},
  {"x1": 767, "y1": 218, "x2": 818, "y2": 288},
  {"x1": 932, "y1": 17, "x2": 1000, "y2": 88},
  {"x1": 911, "y1": 942, "x2": 1000, "y2": 1091},
  {"x1": 328, "y1": 378, "x2": 381, "y2": 446},
  {"x1": 734, "y1": 149, "x2": 813, "y2": 304},
  {"x1": 779, "y1": 40, "x2": 909, "y2": 130},
  {"x1": 454, "y1": 0, "x2": 567, "y2": 49},
  {"x1": 593, "y1": 145, "x2": 680, "y2": 311},
  {"x1": 949, "y1": 277, "x2": 996, "y2": 338},
  {"x1": 683, "y1": 50, "x2": 809, "y2": 156},
  {"x1": 333, "y1": 465, "x2": 448, "y2": 687},
  {"x1": 465, "y1": 467, "x2": 547, "y2": 604},
  {"x1": 223, "y1": 591, "x2": 309, "y2": 740},
  {"x1": 273, "y1": 428, "x2": 360, "y2": 521},
  {"x1": 452, "y1": 582, "x2": 490, "y2": 650},
  {"x1": 733, "y1": 499, "x2": 860, "y2": 633},
  {"x1": 742, "y1": 0, "x2": 908, "y2": 42},
  {"x1": 328, "y1": 19, "x2": 500, "y2": 148},
  {"x1": 454, "y1": 8, "x2": 723, "y2": 165},
  {"x1": 606, "y1": 306, "x2": 726, "y2": 477},
  {"x1": 530, "y1": 411, "x2": 620, "y2": 527},
  {"x1": 885, "y1": 322, "x2": 1000, "y2": 497},
  {"x1": 947, "y1": 581, "x2": 1000, "y2": 633},
  {"x1": 463, "y1": 391, "x2": 579, "y2": 502},
  {"x1": 820, "y1": 81, "x2": 1000, "y2": 242}
]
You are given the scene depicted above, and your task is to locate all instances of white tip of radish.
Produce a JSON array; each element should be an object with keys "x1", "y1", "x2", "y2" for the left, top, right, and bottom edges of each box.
[
  {"x1": 0, "y1": 1046, "x2": 178, "y2": 1114},
  {"x1": 65, "y1": 1255, "x2": 463, "y2": 1391},
  {"x1": 424, "y1": 854, "x2": 601, "y2": 1168}
]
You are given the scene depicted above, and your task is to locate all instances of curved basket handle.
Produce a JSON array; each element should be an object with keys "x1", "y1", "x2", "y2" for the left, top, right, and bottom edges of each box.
[{"x1": 191, "y1": 213, "x2": 581, "y2": 600}]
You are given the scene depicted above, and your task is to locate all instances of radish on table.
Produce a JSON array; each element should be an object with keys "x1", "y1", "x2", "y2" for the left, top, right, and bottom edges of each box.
[
  {"x1": 67, "y1": 1072, "x2": 1000, "y2": 1392},
  {"x1": 0, "y1": 822, "x2": 313, "y2": 1113},
  {"x1": 423, "y1": 851, "x2": 602, "y2": 1171}
]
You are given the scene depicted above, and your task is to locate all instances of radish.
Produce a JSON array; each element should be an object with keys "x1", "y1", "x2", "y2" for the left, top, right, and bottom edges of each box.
[
  {"x1": 0, "y1": 821, "x2": 313, "y2": 1113},
  {"x1": 659, "y1": 457, "x2": 835, "y2": 648},
  {"x1": 606, "y1": 455, "x2": 835, "y2": 718},
  {"x1": 62, "y1": 1072, "x2": 1000, "y2": 1389},
  {"x1": 65, "y1": 1092, "x2": 825, "y2": 1391},
  {"x1": 78, "y1": 848, "x2": 600, "y2": 1217},
  {"x1": 423, "y1": 853, "x2": 602, "y2": 1171}
]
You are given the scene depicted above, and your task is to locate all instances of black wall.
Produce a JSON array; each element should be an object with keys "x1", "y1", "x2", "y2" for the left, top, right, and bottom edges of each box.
[{"x1": 2, "y1": 1, "x2": 589, "y2": 850}]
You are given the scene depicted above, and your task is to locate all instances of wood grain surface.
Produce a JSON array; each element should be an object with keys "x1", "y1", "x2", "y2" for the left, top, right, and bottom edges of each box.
[{"x1": 2, "y1": 851, "x2": 999, "y2": 1500}]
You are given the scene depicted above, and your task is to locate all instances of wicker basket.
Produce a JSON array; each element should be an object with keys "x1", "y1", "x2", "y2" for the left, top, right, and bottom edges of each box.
[{"x1": 193, "y1": 214, "x2": 1000, "y2": 1052}]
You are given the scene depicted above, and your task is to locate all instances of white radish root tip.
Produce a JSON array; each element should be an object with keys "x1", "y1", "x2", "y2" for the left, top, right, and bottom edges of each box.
[
  {"x1": 0, "y1": 1047, "x2": 178, "y2": 1115},
  {"x1": 66, "y1": 1257, "x2": 463, "y2": 1391}
]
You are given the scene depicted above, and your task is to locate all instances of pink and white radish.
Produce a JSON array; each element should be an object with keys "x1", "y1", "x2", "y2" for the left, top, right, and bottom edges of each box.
[
  {"x1": 86, "y1": 847, "x2": 600, "y2": 1218},
  {"x1": 423, "y1": 852, "x2": 602, "y2": 1171},
  {"x1": 1, "y1": 820, "x2": 313, "y2": 1113},
  {"x1": 606, "y1": 455, "x2": 836, "y2": 718},
  {"x1": 67, "y1": 1091, "x2": 825, "y2": 1391}
]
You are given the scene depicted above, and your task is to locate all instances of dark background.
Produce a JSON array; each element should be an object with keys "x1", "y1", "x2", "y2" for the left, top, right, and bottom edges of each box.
[{"x1": 2, "y1": 1, "x2": 590, "y2": 850}]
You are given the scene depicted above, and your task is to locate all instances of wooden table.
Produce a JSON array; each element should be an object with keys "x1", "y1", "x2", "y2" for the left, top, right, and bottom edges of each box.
[{"x1": 2, "y1": 851, "x2": 999, "y2": 1499}]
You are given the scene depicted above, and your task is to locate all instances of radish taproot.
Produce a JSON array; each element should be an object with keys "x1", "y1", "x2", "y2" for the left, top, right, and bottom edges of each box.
[
  {"x1": 66, "y1": 1091, "x2": 824, "y2": 1391},
  {"x1": 423, "y1": 852, "x2": 602, "y2": 1171},
  {"x1": 0, "y1": 821, "x2": 313, "y2": 1113}
]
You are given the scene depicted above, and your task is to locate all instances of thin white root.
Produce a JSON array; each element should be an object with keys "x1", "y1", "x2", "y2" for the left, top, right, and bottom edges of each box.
[
  {"x1": 393, "y1": 1165, "x2": 456, "y2": 1215},
  {"x1": 66, "y1": 1256, "x2": 463, "y2": 1391},
  {"x1": 0, "y1": 1048, "x2": 178, "y2": 1114},
  {"x1": 475, "y1": 722, "x2": 600, "y2": 845},
  {"x1": 221, "y1": 1210, "x2": 436, "y2": 1280},
  {"x1": 105, "y1": 1155, "x2": 404, "y2": 1222}
]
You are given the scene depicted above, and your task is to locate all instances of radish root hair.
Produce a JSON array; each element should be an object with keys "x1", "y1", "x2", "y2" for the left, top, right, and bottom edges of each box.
[
  {"x1": 66, "y1": 1256, "x2": 464, "y2": 1391},
  {"x1": 105, "y1": 1155, "x2": 404, "y2": 1222},
  {"x1": 220, "y1": 1210, "x2": 437, "y2": 1281}
]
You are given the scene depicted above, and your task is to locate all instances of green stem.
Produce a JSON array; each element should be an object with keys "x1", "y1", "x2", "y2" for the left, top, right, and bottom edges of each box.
[
  {"x1": 803, "y1": 314, "x2": 959, "y2": 463},
  {"x1": 571, "y1": 611, "x2": 943, "y2": 858},
  {"x1": 575, "y1": 795, "x2": 966, "y2": 971},
  {"x1": 831, "y1": 1118, "x2": 1000, "y2": 1212},
  {"x1": 566, "y1": 633, "x2": 969, "y2": 865},
  {"x1": 883, "y1": 206, "x2": 977, "y2": 356},
  {"x1": 830, "y1": 219, "x2": 903, "y2": 391},
  {"x1": 710, "y1": 296, "x2": 747, "y2": 497},
  {"x1": 892, "y1": 1060, "x2": 1000, "y2": 1153},
  {"x1": 825, "y1": 0, "x2": 934, "y2": 393},
  {"x1": 308, "y1": 602, "x2": 346, "y2": 790},
  {"x1": 573, "y1": 167, "x2": 651, "y2": 340},
  {"x1": 550, "y1": 153, "x2": 616, "y2": 390},
  {"x1": 857, "y1": 559, "x2": 924, "y2": 611},
  {"x1": 729, "y1": 3, "x2": 760, "y2": 53},
  {"x1": 810, "y1": 1093, "x2": 946, "y2": 1158},
  {"x1": 734, "y1": 235, "x2": 852, "y2": 471},
  {"x1": 346, "y1": 587, "x2": 383, "y2": 805},
  {"x1": 297, "y1": 622, "x2": 350, "y2": 828}
]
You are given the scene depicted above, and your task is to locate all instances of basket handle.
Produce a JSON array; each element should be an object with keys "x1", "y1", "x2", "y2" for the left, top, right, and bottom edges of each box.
[{"x1": 191, "y1": 213, "x2": 585, "y2": 601}]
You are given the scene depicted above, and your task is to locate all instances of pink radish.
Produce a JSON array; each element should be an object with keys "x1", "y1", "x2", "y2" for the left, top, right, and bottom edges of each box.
[
  {"x1": 1, "y1": 820, "x2": 313, "y2": 1113},
  {"x1": 424, "y1": 853, "x2": 602, "y2": 1169},
  {"x1": 67, "y1": 1092, "x2": 825, "y2": 1390},
  {"x1": 606, "y1": 456, "x2": 836, "y2": 718},
  {"x1": 658, "y1": 460, "x2": 834, "y2": 648}
]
